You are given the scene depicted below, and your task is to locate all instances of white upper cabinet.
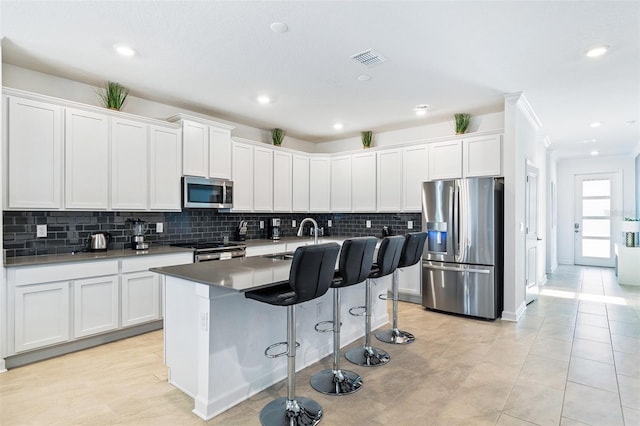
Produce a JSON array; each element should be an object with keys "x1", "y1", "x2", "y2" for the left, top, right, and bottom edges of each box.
[
  {"x1": 352, "y1": 151, "x2": 376, "y2": 212},
  {"x1": 273, "y1": 150, "x2": 293, "y2": 212},
  {"x1": 462, "y1": 134, "x2": 502, "y2": 177},
  {"x1": 309, "y1": 156, "x2": 330, "y2": 212},
  {"x1": 330, "y1": 155, "x2": 352, "y2": 212},
  {"x1": 149, "y1": 126, "x2": 182, "y2": 211},
  {"x1": 65, "y1": 108, "x2": 110, "y2": 209},
  {"x1": 292, "y1": 154, "x2": 310, "y2": 212},
  {"x1": 5, "y1": 96, "x2": 63, "y2": 209},
  {"x1": 428, "y1": 139, "x2": 463, "y2": 180},
  {"x1": 402, "y1": 145, "x2": 429, "y2": 211},
  {"x1": 253, "y1": 145, "x2": 274, "y2": 212},
  {"x1": 170, "y1": 115, "x2": 235, "y2": 179},
  {"x1": 376, "y1": 149, "x2": 402, "y2": 212},
  {"x1": 231, "y1": 141, "x2": 254, "y2": 211},
  {"x1": 181, "y1": 120, "x2": 209, "y2": 177},
  {"x1": 111, "y1": 118, "x2": 148, "y2": 210},
  {"x1": 209, "y1": 126, "x2": 232, "y2": 179}
]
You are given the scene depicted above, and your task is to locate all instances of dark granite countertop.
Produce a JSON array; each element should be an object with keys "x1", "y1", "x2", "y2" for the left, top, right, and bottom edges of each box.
[{"x1": 4, "y1": 246, "x2": 194, "y2": 268}]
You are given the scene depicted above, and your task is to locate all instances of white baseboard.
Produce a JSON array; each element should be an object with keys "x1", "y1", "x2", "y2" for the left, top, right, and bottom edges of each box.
[
  {"x1": 558, "y1": 259, "x2": 573, "y2": 265},
  {"x1": 501, "y1": 301, "x2": 527, "y2": 322}
]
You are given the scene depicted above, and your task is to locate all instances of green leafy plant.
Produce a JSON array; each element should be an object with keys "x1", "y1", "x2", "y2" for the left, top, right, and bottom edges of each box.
[
  {"x1": 361, "y1": 131, "x2": 373, "y2": 148},
  {"x1": 97, "y1": 81, "x2": 129, "y2": 110},
  {"x1": 454, "y1": 113, "x2": 471, "y2": 134},
  {"x1": 272, "y1": 128, "x2": 285, "y2": 146}
]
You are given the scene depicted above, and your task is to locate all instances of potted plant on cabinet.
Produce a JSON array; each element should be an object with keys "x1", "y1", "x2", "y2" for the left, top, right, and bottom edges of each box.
[
  {"x1": 97, "y1": 81, "x2": 129, "y2": 111},
  {"x1": 454, "y1": 113, "x2": 471, "y2": 134},
  {"x1": 361, "y1": 130, "x2": 373, "y2": 148},
  {"x1": 272, "y1": 128, "x2": 285, "y2": 146}
]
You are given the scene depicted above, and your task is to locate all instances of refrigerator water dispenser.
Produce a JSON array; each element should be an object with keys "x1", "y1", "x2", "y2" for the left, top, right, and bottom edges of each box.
[{"x1": 426, "y1": 222, "x2": 447, "y2": 253}]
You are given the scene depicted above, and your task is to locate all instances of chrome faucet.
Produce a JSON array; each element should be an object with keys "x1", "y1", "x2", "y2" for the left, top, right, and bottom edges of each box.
[{"x1": 297, "y1": 218, "x2": 319, "y2": 245}]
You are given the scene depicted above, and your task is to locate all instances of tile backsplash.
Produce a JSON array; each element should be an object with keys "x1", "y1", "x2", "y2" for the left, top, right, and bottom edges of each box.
[{"x1": 3, "y1": 210, "x2": 421, "y2": 257}]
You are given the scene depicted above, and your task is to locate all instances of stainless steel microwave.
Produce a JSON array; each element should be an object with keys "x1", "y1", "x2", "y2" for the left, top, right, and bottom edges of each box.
[{"x1": 182, "y1": 176, "x2": 233, "y2": 209}]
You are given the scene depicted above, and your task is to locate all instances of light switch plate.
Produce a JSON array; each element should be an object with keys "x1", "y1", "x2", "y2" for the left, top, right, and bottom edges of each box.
[
  {"x1": 36, "y1": 224, "x2": 47, "y2": 238},
  {"x1": 327, "y1": 220, "x2": 332, "y2": 227},
  {"x1": 366, "y1": 220, "x2": 371, "y2": 228},
  {"x1": 292, "y1": 220, "x2": 297, "y2": 227},
  {"x1": 156, "y1": 222, "x2": 164, "y2": 233},
  {"x1": 259, "y1": 221, "x2": 264, "y2": 229},
  {"x1": 407, "y1": 221, "x2": 413, "y2": 229}
]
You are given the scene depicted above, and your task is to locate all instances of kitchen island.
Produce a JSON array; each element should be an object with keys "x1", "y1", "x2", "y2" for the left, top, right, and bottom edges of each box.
[{"x1": 152, "y1": 254, "x2": 389, "y2": 421}]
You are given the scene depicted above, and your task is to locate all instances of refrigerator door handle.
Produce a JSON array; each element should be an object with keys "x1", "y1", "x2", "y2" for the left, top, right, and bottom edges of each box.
[
  {"x1": 465, "y1": 268, "x2": 491, "y2": 274},
  {"x1": 422, "y1": 262, "x2": 491, "y2": 274},
  {"x1": 453, "y1": 184, "x2": 460, "y2": 257}
]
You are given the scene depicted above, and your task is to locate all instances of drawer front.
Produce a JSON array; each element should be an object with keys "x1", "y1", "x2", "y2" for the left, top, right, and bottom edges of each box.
[
  {"x1": 14, "y1": 260, "x2": 119, "y2": 286},
  {"x1": 121, "y1": 253, "x2": 193, "y2": 273}
]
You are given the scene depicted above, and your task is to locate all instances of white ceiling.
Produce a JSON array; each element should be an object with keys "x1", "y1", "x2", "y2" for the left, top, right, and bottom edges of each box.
[{"x1": 1, "y1": 1, "x2": 638, "y2": 158}]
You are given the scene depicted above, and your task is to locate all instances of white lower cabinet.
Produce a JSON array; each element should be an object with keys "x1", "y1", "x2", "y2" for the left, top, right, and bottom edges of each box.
[
  {"x1": 246, "y1": 244, "x2": 287, "y2": 257},
  {"x1": 14, "y1": 281, "x2": 70, "y2": 353},
  {"x1": 73, "y1": 276, "x2": 119, "y2": 338},
  {"x1": 121, "y1": 271, "x2": 160, "y2": 327},
  {"x1": 396, "y1": 263, "x2": 421, "y2": 297}
]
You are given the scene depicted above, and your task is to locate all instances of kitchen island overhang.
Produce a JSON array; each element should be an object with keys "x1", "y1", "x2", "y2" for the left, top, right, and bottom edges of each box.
[{"x1": 152, "y1": 255, "x2": 390, "y2": 421}]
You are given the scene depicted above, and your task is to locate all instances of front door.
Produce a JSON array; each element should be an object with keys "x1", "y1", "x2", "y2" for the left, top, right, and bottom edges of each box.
[{"x1": 574, "y1": 173, "x2": 619, "y2": 267}]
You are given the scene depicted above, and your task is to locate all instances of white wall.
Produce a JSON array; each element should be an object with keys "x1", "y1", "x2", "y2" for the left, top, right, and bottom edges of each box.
[
  {"x1": 546, "y1": 151, "x2": 559, "y2": 273},
  {"x1": 314, "y1": 112, "x2": 504, "y2": 153},
  {"x1": 2, "y1": 64, "x2": 316, "y2": 152},
  {"x1": 556, "y1": 155, "x2": 636, "y2": 265},
  {"x1": 0, "y1": 34, "x2": 6, "y2": 372},
  {"x1": 502, "y1": 93, "x2": 543, "y2": 321}
]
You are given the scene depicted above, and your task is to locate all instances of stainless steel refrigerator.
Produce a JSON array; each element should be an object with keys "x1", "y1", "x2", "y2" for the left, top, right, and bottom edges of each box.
[{"x1": 421, "y1": 177, "x2": 503, "y2": 319}]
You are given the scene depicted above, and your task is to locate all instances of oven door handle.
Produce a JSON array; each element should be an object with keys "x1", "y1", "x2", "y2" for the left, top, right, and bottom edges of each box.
[{"x1": 196, "y1": 253, "x2": 222, "y2": 262}]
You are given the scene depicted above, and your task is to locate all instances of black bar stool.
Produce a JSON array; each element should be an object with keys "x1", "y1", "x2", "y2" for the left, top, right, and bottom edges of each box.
[
  {"x1": 245, "y1": 242, "x2": 340, "y2": 426},
  {"x1": 310, "y1": 237, "x2": 377, "y2": 395},
  {"x1": 375, "y1": 232, "x2": 428, "y2": 345},
  {"x1": 345, "y1": 235, "x2": 404, "y2": 367}
]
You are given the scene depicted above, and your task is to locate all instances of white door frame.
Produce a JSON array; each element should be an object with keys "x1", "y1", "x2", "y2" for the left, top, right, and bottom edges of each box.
[{"x1": 525, "y1": 163, "x2": 539, "y2": 304}]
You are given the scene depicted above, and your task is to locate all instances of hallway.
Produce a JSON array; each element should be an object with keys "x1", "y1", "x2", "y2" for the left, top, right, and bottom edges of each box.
[{"x1": 0, "y1": 265, "x2": 638, "y2": 425}]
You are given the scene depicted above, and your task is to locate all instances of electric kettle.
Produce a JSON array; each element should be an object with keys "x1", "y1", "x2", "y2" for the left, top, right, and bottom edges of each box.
[{"x1": 88, "y1": 232, "x2": 111, "y2": 252}]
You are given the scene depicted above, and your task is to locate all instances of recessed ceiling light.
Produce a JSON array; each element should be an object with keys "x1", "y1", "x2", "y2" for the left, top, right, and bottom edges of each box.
[
  {"x1": 590, "y1": 121, "x2": 602, "y2": 128},
  {"x1": 113, "y1": 44, "x2": 136, "y2": 57},
  {"x1": 414, "y1": 104, "x2": 428, "y2": 116},
  {"x1": 257, "y1": 95, "x2": 271, "y2": 105},
  {"x1": 270, "y1": 22, "x2": 288, "y2": 33},
  {"x1": 357, "y1": 74, "x2": 371, "y2": 81},
  {"x1": 585, "y1": 45, "x2": 609, "y2": 58},
  {"x1": 590, "y1": 150, "x2": 599, "y2": 156},
  {"x1": 333, "y1": 123, "x2": 344, "y2": 130}
]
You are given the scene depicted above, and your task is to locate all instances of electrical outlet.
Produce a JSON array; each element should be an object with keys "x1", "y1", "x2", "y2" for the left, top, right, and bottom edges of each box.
[
  {"x1": 36, "y1": 224, "x2": 47, "y2": 238},
  {"x1": 366, "y1": 220, "x2": 371, "y2": 228},
  {"x1": 259, "y1": 221, "x2": 264, "y2": 229},
  {"x1": 327, "y1": 220, "x2": 332, "y2": 227},
  {"x1": 292, "y1": 220, "x2": 297, "y2": 227},
  {"x1": 156, "y1": 222, "x2": 164, "y2": 233},
  {"x1": 407, "y1": 221, "x2": 413, "y2": 230}
]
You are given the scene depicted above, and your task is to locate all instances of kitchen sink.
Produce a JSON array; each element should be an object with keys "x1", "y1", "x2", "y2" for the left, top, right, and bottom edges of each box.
[{"x1": 261, "y1": 252, "x2": 295, "y2": 260}]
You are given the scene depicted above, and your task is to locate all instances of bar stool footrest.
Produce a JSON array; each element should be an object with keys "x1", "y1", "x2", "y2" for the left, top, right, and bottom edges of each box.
[
  {"x1": 375, "y1": 328, "x2": 415, "y2": 345},
  {"x1": 259, "y1": 396, "x2": 323, "y2": 426},
  {"x1": 348, "y1": 305, "x2": 366, "y2": 316},
  {"x1": 378, "y1": 292, "x2": 392, "y2": 301},
  {"x1": 314, "y1": 320, "x2": 338, "y2": 333},
  {"x1": 264, "y1": 341, "x2": 300, "y2": 358}
]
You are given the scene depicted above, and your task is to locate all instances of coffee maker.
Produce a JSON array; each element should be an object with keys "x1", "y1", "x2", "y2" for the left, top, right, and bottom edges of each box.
[
  {"x1": 269, "y1": 218, "x2": 281, "y2": 240},
  {"x1": 130, "y1": 219, "x2": 149, "y2": 250}
]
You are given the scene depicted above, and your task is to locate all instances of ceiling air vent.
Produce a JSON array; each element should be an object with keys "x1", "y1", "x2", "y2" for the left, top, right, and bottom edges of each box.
[{"x1": 351, "y1": 49, "x2": 387, "y2": 67}]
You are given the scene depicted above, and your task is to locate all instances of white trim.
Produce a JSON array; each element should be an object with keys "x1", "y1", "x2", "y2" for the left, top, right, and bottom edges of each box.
[
  {"x1": 504, "y1": 92, "x2": 542, "y2": 129},
  {"x1": 166, "y1": 113, "x2": 235, "y2": 130},
  {"x1": 558, "y1": 259, "x2": 573, "y2": 265},
  {"x1": 501, "y1": 300, "x2": 527, "y2": 322}
]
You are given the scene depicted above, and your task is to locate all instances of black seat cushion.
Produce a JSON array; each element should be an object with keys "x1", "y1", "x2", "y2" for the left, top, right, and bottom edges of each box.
[
  {"x1": 245, "y1": 242, "x2": 340, "y2": 306},
  {"x1": 398, "y1": 232, "x2": 428, "y2": 268},
  {"x1": 332, "y1": 237, "x2": 377, "y2": 288},
  {"x1": 369, "y1": 235, "x2": 404, "y2": 278}
]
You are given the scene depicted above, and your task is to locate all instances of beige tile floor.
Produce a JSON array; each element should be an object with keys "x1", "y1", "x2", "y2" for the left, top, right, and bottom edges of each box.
[{"x1": 1, "y1": 265, "x2": 639, "y2": 425}]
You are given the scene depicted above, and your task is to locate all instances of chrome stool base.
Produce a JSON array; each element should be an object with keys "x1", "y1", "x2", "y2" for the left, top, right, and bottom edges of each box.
[
  {"x1": 345, "y1": 346, "x2": 390, "y2": 367},
  {"x1": 375, "y1": 328, "x2": 415, "y2": 345},
  {"x1": 310, "y1": 369, "x2": 363, "y2": 395},
  {"x1": 259, "y1": 396, "x2": 322, "y2": 426}
]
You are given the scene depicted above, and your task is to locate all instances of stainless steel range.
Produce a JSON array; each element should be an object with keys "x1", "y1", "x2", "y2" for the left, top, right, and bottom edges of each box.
[{"x1": 171, "y1": 241, "x2": 246, "y2": 262}]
